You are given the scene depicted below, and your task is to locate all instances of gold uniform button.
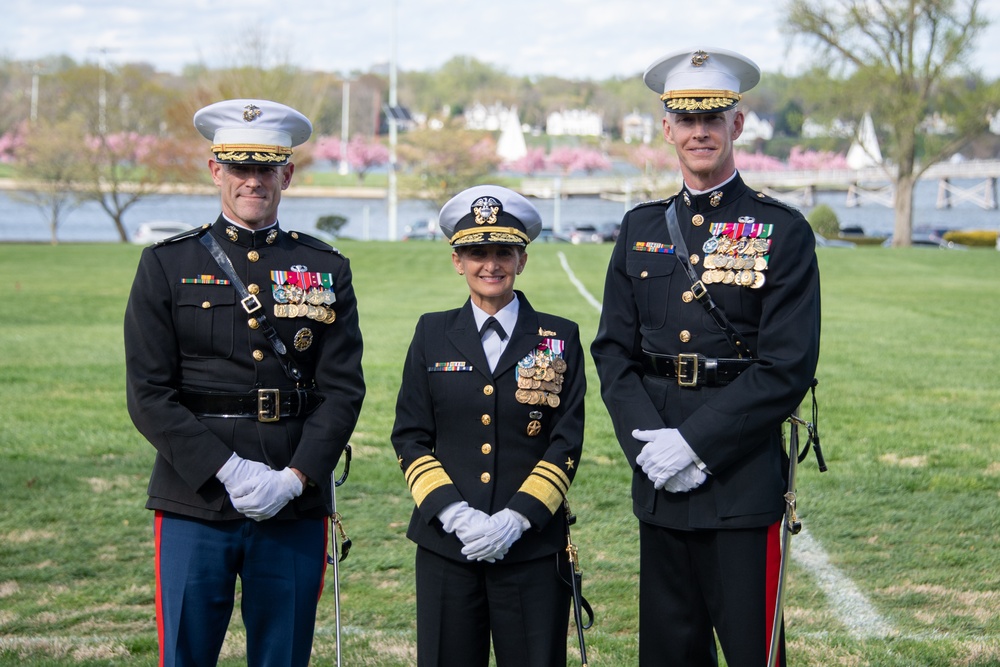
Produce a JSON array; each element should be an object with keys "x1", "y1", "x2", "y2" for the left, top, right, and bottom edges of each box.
[
  {"x1": 692, "y1": 214, "x2": 705, "y2": 226},
  {"x1": 483, "y1": 385, "x2": 494, "y2": 396},
  {"x1": 248, "y1": 318, "x2": 260, "y2": 329},
  {"x1": 201, "y1": 301, "x2": 211, "y2": 309},
  {"x1": 248, "y1": 283, "x2": 260, "y2": 295},
  {"x1": 248, "y1": 250, "x2": 260, "y2": 262},
  {"x1": 480, "y1": 472, "x2": 491, "y2": 484},
  {"x1": 481, "y1": 414, "x2": 491, "y2": 426},
  {"x1": 481, "y1": 443, "x2": 492, "y2": 455},
  {"x1": 252, "y1": 349, "x2": 265, "y2": 361},
  {"x1": 679, "y1": 330, "x2": 692, "y2": 343},
  {"x1": 682, "y1": 291, "x2": 695, "y2": 303},
  {"x1": 690, "y1": 254, "x2": 700, "y2": 266},
  {"x1": 640, "y1": 270, "x2": 649, "y2": 279}
]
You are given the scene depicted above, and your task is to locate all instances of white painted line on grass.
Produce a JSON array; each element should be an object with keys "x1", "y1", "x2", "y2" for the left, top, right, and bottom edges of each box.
[
  {"x1": 559, "y1": 250, "x2": 896, "y2": 640},
  {"x1": 793, "y1": 527, "x2": 895, "y2": 638},
  {"x1": 557, "y1": 251, "x2": 602, "y2": 313}
]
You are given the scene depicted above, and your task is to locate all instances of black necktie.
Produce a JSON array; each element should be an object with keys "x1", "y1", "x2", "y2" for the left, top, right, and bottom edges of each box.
[{"x1": 480, "y1": 316, "x2": 507, "y2": 341}]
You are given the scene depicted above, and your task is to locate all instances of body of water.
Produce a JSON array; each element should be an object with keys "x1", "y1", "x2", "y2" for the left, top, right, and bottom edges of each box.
[{"x1": 0, "y1": 178, "x2": 997, "y2": 243}]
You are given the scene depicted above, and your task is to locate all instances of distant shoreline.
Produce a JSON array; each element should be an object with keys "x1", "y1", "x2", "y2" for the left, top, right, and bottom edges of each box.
[{"x1": 0, "y1": 177, "x2": 387, "y2": 200}]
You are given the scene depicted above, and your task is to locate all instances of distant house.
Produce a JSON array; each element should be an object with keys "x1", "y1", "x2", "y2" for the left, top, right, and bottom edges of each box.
[
  {"x1": 622, "y1": 110, "x2": 655, "y2": 144},
  {"x1": 734, "y1": 111, "x2": 774, "y2": 146},
  {"x1": 801, "y1": 117, "x2": 856, "y2": 139},
  {"x1": 546, "y1": 109, "x2": 603, "y2": 137},
  {"x1": 464, "y1": 102, "x2": 516, "y2": 132}
]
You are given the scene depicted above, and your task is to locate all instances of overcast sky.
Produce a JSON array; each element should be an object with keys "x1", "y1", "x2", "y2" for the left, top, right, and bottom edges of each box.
[{"x1": 4, "y1": 0, "x2": 1000, "y2": 80}]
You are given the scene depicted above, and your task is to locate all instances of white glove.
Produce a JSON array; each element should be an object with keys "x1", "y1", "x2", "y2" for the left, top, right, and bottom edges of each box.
[
  {"x1": 229, "y1": 467, "x2": 304, "y2": 521},
  {"x1": 633, "y1": 428, "x2": 698, "y2": 490},
  {"x1": 437, "y1": 501, "x2": 492, "y2": 544},
  {"x1": 216, "y1": 453, "x2": 270, "y2": 497},
  {"x1": 461, "y1": 508, "x2": 531, "y2": 563},
  {"x1": 661, "y1": 462, "x2": 708, "y2": 493}
]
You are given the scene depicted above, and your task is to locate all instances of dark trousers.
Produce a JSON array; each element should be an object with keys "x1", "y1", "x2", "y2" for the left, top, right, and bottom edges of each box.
[
  {"x1": 154, "y1": 511, "x2": 326, "y2": 667},
  {"x1": 638, "y1": 521, "x2": 785, "y2": 667},
  {"x1": 415, "y1": 546, "x2": 571, "y2": 667}
]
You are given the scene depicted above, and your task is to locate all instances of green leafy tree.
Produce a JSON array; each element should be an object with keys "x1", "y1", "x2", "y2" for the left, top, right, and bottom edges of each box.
[{"x1": 786, "y1": 0, "x2": 996, "y2": 247}]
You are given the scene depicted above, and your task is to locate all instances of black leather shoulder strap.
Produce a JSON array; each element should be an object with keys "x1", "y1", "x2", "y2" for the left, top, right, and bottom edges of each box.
[
  {"x1": 199, "y1": 232, "x2": 304, "y2": 382},
  {"x1": 666, "y1": 200, "x2": 755, "y2": 359}
]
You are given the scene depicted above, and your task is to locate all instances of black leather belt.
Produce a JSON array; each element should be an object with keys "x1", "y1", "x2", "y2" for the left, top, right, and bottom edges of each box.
[
  {"x1": 642, "y1": 351, "x2": 756, "y2": 387},
  {"x1": 179, "y1": 388, "x2": 323, "y2": 422}
]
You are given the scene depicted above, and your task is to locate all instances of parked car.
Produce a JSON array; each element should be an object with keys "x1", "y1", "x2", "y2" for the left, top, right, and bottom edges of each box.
[
  {"x1": 131, "y1": 221, "x2": 198, "y2": 245},
  {"x1": 565, "y1": 222, "x2": 619, "y2": 244},
  {"x1": 881, "y1": 227, "x2": 967, "y2": 249},
  {"x1": 535, "y1": 228, "x2": 570, "y2": 243},
  {"x1": 402, "y1": 219, "x2": 441, "y2": 241}
]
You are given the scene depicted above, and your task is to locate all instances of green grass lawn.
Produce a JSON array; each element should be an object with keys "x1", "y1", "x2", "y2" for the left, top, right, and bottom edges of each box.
[{"x1": 0, "y1": 240, "x2": 998, "y2": 666}]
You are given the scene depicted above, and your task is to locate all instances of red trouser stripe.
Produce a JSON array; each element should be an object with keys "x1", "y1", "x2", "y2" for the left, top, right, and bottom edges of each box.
[
  {"x1": 318, "y1": 517, "x2": 330, "y2": 600},
  {"x1": 153, "y1": 511, "x2": 165, "y2": 667},
  {"x1": 764, "y1": 520, "x2": 782, "y2": 664}
]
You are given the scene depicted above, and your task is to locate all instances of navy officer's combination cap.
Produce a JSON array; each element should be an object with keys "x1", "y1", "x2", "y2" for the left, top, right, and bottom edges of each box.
[
  {"x1": 193, "y1": 99, "x2": 312, "y2": 166},
  {"x1": 644, "y1": 47, "x2": 760, "y2": 114},
  {"x1": 438, "y1": 185, "x2": 542, "y2": 248}
]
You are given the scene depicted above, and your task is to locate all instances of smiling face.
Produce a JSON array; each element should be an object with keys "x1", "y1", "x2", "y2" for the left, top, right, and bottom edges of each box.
[
  {"x1": 209, "y1": 160, "x2": 294, "y2": 229},
  {"x1": 663, "y1": 109, "x2": 744, "y2": 191},
  {"x1": 452, "y1": 244, "x2": 528, "y2": 314}
]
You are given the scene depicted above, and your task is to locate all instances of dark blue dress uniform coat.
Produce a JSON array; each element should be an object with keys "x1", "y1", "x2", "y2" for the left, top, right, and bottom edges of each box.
[
  {"x1": 392, "y1": 292, "x2": 585, "y2": 562},
  {"x1": 125, "y1": 216, "x2": 365, "y2": 519},
  {"x1": 591, "y1": 174, "x2": 820, "y2": 530}
]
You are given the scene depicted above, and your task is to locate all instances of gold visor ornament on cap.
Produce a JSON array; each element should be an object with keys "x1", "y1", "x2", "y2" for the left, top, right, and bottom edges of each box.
[{"x1": 473, "y1": 197, "x2": 501, "y2": 225}]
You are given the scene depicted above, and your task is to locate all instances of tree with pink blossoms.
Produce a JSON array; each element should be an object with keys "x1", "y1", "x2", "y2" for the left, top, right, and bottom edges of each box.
[
  {"x1": 75, "y1": 130, "x2": 203, "y2": 241},
  {"x1": 504, "y1": 148, "x2": 548, "y2": 175},
  {"x1": 733, "y1": 151, "x2": 787, "y2": 172},
  {"x1": 345, "y1": 136, "x2": 390, "y2": 182},
  {"x1": 622, "y1": 143, "x2": 679, "y2": 175},
  {"x1": 786, "y1": 146, "x2": 849, "y2": 171},
  {"x1": 546, "y1": 146, "x2": 612, "y2": 175}
]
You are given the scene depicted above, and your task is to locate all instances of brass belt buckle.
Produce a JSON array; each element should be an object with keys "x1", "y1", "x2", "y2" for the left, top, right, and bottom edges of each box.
[
  {"x1": 257, "y1": 388, "x2": 280, "y2": 422},
  {"x1": 676, "y1": 354, "x2": 699, "y2": 387}
]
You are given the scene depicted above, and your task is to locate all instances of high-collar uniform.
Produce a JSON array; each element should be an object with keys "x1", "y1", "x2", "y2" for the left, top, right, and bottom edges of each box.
[
  {"x1": 124, "y1": 216, "x2": 365, "y2": 666},
  {"x1": 591, "y1": 174, "x2": 820, "y2": 667},
  {"x1": 392, "y1": 291, "x2": 585, "y2": 666},
  {"x1": 126, "y1": 216, "x2": 365, "y2": 518}
]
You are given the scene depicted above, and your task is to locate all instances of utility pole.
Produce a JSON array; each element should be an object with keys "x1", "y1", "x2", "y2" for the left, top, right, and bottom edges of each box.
[
  {"x1": 89, "y1": 47, "x2": 118, "y2": 135},
  {"x1": 339, "y1": 79, "x2": 351, "y2": 176},
  {"x1": 387, "y1": 0, "x2": 399, "y2": 241}
]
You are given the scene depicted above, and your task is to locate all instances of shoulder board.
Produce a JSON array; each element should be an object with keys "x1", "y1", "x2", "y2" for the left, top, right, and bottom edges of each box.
[
  {"x1": 748, "y1": 189, "x2": 802, "y2": 214},
  {"x1": 630, "y1": 194, "x2": 676, "y2": 211},
  {"x1": 153, "y1": 224, "x2": 210, "y2": 247},
  {"x1": 288, "y1": 230, "x2": 344, "y2": 256}
]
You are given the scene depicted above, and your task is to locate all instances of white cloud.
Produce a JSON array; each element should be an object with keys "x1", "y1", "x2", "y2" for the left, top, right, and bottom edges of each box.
[{"x1": 2, "y1": 0, "x2": 998, "y2": 80}]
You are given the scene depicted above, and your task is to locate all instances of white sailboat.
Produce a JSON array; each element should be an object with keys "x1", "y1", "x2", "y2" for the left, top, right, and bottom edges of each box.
[{"x1": 846, "y1": 112, "x2": 883, "y2": 169}]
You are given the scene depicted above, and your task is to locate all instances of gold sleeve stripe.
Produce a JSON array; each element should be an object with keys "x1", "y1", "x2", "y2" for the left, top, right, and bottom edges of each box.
[
  {"x1": 404, "y1": 455, "x2": 454, "y2": 507},
  {"x1": 517, "y1": 461, "x2": 572, "y2": 514}
]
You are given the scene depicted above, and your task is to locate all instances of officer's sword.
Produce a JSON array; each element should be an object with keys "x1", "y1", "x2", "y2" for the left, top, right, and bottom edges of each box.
[
  {"x1": 767, "y1": 415, "x2": 803, "y2": 667},
  {"x1": 327, "y1": 445, "x2": 352, "y2": 667},
  {"x1": 564, "y1": 500, "x2": 593, "y2": 667}
]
